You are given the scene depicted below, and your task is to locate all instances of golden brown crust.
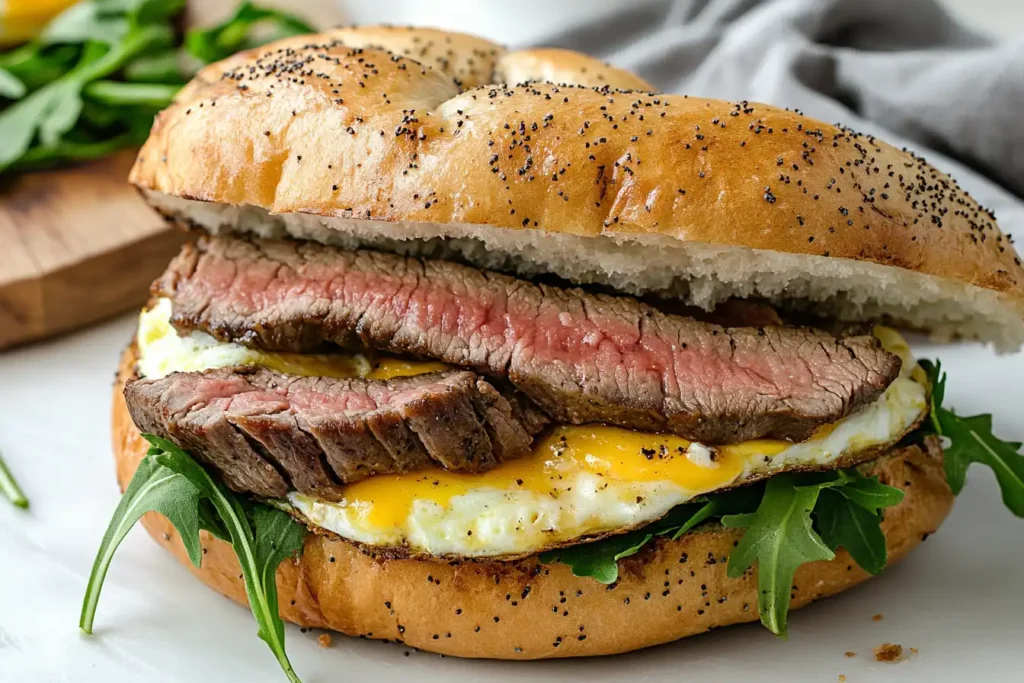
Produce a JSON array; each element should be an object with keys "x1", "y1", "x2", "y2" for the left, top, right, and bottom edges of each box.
[
  {"x1": 130, "y1": 25, "x2": 1024, "y2": 308},
  {"x1": 113, "y1": 345, "x2": 954, "y2": 659}
]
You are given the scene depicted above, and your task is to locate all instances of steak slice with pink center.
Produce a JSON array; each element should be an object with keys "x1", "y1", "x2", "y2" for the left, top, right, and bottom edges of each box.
[
  {"x1": 156, "y1": 236, "x2": 901, "y2": 444},
  {"x1": 125, "y1": 367, "x2": 548, "y2": 500}
]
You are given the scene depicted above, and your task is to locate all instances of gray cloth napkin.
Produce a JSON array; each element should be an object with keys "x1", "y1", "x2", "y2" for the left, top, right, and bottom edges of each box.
[{"x1": 532, "y1": 0, "x2": 1024, "y2": 231}]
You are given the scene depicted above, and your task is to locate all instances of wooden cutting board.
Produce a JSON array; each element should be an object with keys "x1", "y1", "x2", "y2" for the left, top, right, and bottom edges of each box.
[
  {"x1": 0, "y1": 151, "x2": 188, "y2": 350},
  {"x1": 0, "y1": 1, "x2": 344, "y2": 351}
]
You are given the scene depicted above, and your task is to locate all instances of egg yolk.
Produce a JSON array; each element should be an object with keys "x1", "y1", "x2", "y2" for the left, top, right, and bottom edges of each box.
[
  {"x1": 333, "y1": 426, "x2": 788, "y2": 529},
  {"x1": 257, "y1": 352, "x2": 447, "y2": 381},
  {"x1": 365, "y1": 357, "x2": 450, "y2": 380}
]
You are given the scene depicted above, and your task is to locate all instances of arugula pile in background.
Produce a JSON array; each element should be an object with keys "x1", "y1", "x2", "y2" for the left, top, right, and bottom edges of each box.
[
  {"x1": 81, "y1": 435, "x2": 307, "y2": 683},
  {"x1": 0, "y1": 0, "x2": 314, "y2": 174}
]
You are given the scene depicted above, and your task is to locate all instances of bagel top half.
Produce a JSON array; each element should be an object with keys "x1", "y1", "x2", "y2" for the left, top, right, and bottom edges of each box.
[{"x1": 129, "y1": 25, "x2": 1024, "y2": 349}]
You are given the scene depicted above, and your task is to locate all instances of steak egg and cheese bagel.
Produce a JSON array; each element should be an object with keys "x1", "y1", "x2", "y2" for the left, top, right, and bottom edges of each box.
[{"x1": 81, "y1": 25, "x2": 1024, "y2": 682}]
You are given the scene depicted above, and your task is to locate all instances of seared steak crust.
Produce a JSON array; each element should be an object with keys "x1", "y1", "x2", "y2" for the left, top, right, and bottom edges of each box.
[
  {"x1": 125, "y1": 367, "x2": 548, "y2": 500},
  {"x1": 157, "y1": 236, "x2": 902, "y2": 444}
]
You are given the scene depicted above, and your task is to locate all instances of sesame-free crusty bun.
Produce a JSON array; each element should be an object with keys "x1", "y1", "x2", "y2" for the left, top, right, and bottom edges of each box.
[
  {"x1": 112, "y1": 345, "x2": 953, "y2": 659},
  {"x1": 129, "y1": 25, "x2": 1024, "y2": 350}
]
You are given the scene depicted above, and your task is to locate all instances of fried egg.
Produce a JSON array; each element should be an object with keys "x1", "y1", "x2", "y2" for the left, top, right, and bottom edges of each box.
[
  {"x1": 137, "y1": 300, "x2": 928, "y2": 558},
  {"x1": 137, "y1": 298, "x2": 446, "y2": 381}
]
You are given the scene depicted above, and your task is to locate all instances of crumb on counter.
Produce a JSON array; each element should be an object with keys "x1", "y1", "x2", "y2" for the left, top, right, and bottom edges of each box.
[
  {"x1": 845, "y1": 651, "x2": 857, "y2": 658},
  {"x1": 872, "y1": 613, "x2": 884, "y2": 622},
  {"x1": 838, "y1": 676, "x2": 847, "y2": 682},
  {"x1": 318, "y1": 633, "x2": 333, "y2": 648},
  {"x1": 874, "y1": 643, "x2": 904, "y2": 662}
]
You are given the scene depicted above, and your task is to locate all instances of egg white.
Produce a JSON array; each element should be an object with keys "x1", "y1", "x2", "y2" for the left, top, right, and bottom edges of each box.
[
  {"x1": 137, "y1": 301, "x2": 928, "y2": 558},
  {"x1": 137, "y1": 299, "x2": 374, "y2": 379}
]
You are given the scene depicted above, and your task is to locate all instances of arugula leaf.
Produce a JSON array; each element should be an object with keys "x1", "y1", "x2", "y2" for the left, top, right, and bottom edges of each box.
[
  {"x1": 921, "y1": 360, "x2": 1024, "y2": 516},
  {"x1": 540, "y1": 501, "x2": 718, "y2": 583},
  {"x1": 540, "y1": 487, "x2": 764, "y2": 584},
  {"x1": 185, "y1": 1, "x2": 315, "y2": 64},
  {"x1": 198, "y1": 498, "x2": 231, "y2": 542},
  {"x1": 41, "y1": 2, "x2": 130, "y2": 46},
  {"x1": 0, "y1": 451, "x2": 29, "y2": 509},
  {"x1": 815, "y1": 489, "x2": 887, "y2": 575},
  {"x1": 37, "y1": 77, "x2": 88, "y2": 145},
  {"x1": 0, "y1": 83, "x2": 79, "y2": 168},
  {"x1": 79, "y1": 455, "x2": 202, "y2": 632},
  {"x1": 541, "y1": 468, "x2": 903, "y2": 635},
  {"x1": 252, "y1": 506, "x2": 307, "y2": 656},
  {"x1": 815, "y1": 469, "x2": 903, "y2": 575},
  {"x1": 125, "y1": 0, "x2": 188, "y2": 28},
  {"x1": 722, "y1": 474, "x2": 835, "y2": 637},
  {"x1": 0, "y1": 24, "x2": 172, "y2": 170},
  {"x1": 146, "y1": 435, "x2": 304, "y2": 683},
  {"x1": 0, "y1": 1, "x2": 319, "y2": 175},
  {"x1": 80, "y1": 436, "x2": 307, "y2": 683},
  {"x1": 0, "y1": 69, "x2": 27, "y2": 99},
  {"x1": 540, "y1": 527, "x2": 658, "y2": 584},
  {"x1": 0, "y1": 44, "x2": 79, "y2": 92},
  {"x1": 84, "y1": 80, "x2": 179, "y2": 107},
  {"x1": 124, "y1": 50, "x2": 187, "y2": 84},
  {"x1": 831, "y1": 470, "x2": 905, "y2": 511},
  {"x1": 41, "y1": 0, "x2": 184, "y2": 45}
]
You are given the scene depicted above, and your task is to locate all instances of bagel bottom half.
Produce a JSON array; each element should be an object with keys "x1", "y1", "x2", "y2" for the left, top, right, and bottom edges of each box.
[{"x1": 112, "y1": 345, "x2": 954, "y2": 659}]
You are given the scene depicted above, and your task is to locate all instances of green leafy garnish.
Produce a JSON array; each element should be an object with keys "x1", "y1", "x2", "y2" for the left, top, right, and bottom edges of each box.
[
  {"x1": 185, "y1": 1, "x2": 315, "y2": 64},
  {"x1": 0, "y1": 68, "x2": 26, "y2": 98},
  {"x1": 543, "y1": 468, "x2": 903, "y2": 636},
  {"x1": 541, "y1": 526, "x2": 657, "y2": 585},
  {"x1": 0, "y1": 450, "x2": 29, "y2": 509},
  {"x1": 722, "y1": 474, "x2": 836, "y2": 636},
  {"x1": 921, "y1": 359, "x2": 1024, "y2": 516},
  {"x1": 540, "y1": 503, "x2": 708, "y2": 584},
  {"x1": 541, "y1": 486, "x2": 761, "y2": 584},
  {"x1": 80, "y1": 435, "x2": 307, "y2": 683},
  {"x1": 0, "y1": 0, "x2": 315, "y2": 174},
  {"x1": 816, "y1": 490, "x2": 886, "y2": 574},
  {"x1": 79, "y1": 453, "x2": 202, "y2": 625}
]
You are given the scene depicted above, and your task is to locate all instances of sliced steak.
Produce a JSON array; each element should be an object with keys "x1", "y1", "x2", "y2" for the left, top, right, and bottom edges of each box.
[
  {"x1": 125, "y1": 367, "x2": 548, "y2": 500},
  {"x1": 156, "y1": 236, "x2": 902, "y2": 444}
]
